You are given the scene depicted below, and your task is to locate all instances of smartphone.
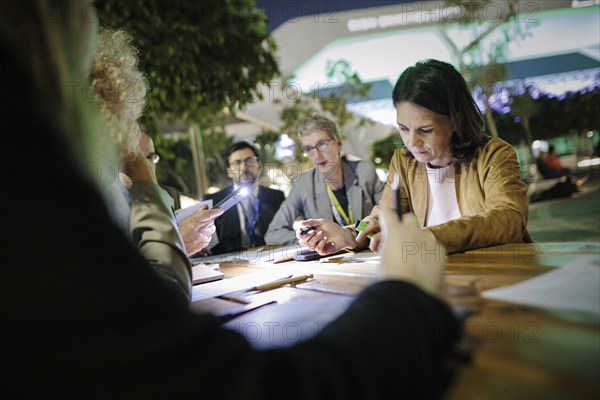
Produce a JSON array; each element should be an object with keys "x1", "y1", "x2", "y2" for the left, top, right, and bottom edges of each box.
[
  {"x1": 293, "y1": 249, "x2": 321, "y2": 261},
  {"x1": 214, "y1": 186, "x2": 248, "y2": 213}
]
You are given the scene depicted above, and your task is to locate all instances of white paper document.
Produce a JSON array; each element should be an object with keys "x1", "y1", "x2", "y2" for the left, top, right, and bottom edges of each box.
[
  {"x1": 175, "y1": 200, "x2": 222, "y2": 249},
  {"x1": 190, "y1": 244, "x2": 310, "y2": 264},
  {"x1": 191, "y1": 270, "x2": 292, "y2": 302},
  {"x1": 482, "y1": 256, "x2": 600, "y2": 318},
  {"x1": 191, "y1": 263, "x2": 224, "y2": 285},
  {"x1": 174, "y1": 199, "x2": 213, "y2": 223},
  {"x1": 343, "y1": 252, "x2": 381, "y2": 262}
]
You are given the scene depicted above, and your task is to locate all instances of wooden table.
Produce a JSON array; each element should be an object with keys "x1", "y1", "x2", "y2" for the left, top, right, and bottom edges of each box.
[
  {"x1": 190, "y1": 242, "x2": 600, "y2": 399},
  {"x1": 445, "y1": 242, "x2": 600, "y2": 400}
]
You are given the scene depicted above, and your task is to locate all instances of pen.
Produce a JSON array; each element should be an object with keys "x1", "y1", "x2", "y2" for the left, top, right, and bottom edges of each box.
[
  {"x1": 392, "y1": 173, "x2": 403, "y2": 221},
  {"x1": 299, "y1": 225, "x2": 319, "y2": 236},
  {"x1": 250, "y1": 274, "x2": 313, "y2": 291},
  {"x1": 220, "y1": 295, "x2": 250, "y2": 304},
  {"x1": 215, "y1": 300, "x2": 278, "y2": 324},
  {"x1": 273, "y1": 254, "x2": 294, "y2": 264}
]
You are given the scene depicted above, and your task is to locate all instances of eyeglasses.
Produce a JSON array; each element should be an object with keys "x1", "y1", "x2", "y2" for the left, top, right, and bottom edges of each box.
[
  {"x1": 229, "y1": 156, "x2": 258, "y2": 167},
  {"x1": 146, "y1": 152, "x2": 160, "y2": 165},
  {"x1": 303, "y1": 138, "x2": 334, "y2": 156}
]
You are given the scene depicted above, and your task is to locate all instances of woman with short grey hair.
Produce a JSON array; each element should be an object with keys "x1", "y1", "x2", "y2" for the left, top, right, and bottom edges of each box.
[{"x1": 265, "y1": 114, "x2": 384, "y2": 245}]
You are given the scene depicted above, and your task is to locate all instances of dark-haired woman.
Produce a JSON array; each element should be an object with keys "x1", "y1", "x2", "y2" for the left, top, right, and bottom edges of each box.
[{"x1": 298, "y1": 59, "x2": 532, "y2": 254}]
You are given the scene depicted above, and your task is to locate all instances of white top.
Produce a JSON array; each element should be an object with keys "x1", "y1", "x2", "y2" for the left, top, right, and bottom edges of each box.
[{"x1": 425, "y1": 164, "x2": 461, "y2": 227}]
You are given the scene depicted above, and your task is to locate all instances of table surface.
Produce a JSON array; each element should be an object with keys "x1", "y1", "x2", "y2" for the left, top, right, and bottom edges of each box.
[{"x1": 190, "y1": 242, "x2": 600, "y2": 399}]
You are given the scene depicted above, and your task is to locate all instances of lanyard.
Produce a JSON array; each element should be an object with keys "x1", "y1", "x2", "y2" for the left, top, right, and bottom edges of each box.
[{"x1": 325, "y1": 182, "x2": 354, "y2": 226}]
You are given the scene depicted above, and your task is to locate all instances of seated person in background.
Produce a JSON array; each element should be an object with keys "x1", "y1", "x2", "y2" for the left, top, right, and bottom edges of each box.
[
  {"x1": 265, "y1": 114, "x2": 384, "y2": 245},
  {"x1": 90, "y1": 27, "x2": 221, "y2": 298},
  {"x1": 545, "y1": 145, "x2": 562, "y2": 170},
  {"x1": 298, "y1": 59, "x2": 532, "y2": 255},
  {"x1": 537, "y1": 146, "x2": 588, "y2": 186},
  {"x1": 536, "y1": 150, "x2": 563, "y2": 179},
  {"x1": 1, "y1": 4, "x2": 461, "y2": 396},
  {"x1": 204, "y1": 141, "x2": 285, "y2": 254}
]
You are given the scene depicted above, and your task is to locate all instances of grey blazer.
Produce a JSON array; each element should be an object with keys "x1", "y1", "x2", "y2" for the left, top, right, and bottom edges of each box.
[{"x1": 265, "y1": 158, "x2": 384, "y2": 245}]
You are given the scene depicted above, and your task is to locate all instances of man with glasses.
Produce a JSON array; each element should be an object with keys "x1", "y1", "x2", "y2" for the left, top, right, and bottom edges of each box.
[
  {"x1": 138, "y1": 132, "x2": 180, "y2": 210},
  {"x1": 138, "y1": 132, "x2": 223, "y2": 257},
  {"x1": 265, "y1": 114, "x2": 384, "y2": 245},
  {"x1": 204, "y1": 141, "x2": 285, "y2": 255}
]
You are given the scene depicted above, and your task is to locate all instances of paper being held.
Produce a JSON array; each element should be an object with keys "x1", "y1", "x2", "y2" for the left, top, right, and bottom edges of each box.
[{"x1": 175, "y1": 199, "x2": 213, "y2": 224}]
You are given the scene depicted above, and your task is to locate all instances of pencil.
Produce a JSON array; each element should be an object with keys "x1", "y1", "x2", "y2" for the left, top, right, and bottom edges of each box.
[{"x1": 251, "y1": 274, "x2": 313, "y2": 291}]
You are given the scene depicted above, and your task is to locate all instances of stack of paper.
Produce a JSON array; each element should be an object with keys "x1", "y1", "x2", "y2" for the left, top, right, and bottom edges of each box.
[
  {"x1": 482, "y1": 256, "x2": 600, "y2": 319},
  {"x1": 191, "y1": 263, "x2": 224, "y2": 285},
  {"x1": 190, "y1": 244, "x2": 311, "y2": 265}
]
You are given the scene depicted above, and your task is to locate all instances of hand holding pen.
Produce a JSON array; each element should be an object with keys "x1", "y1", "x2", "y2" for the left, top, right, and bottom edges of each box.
[
  {"x1": 296, "y1": 219, "x2": 357, "y2": 255},
  {"x1": 355, "y1": 217, "x2": 379, "y2": 242},
  {"x1": 391, "y1": 172, "x2": 403, "y2": 221},
  {"x1": 357, "y1": 173, "x2": 403, "y2": 252},
  {"x1": 295, "y1": 221, "x2": 319, "y2": 242},
  {"x1": 299, "y1": 225, "x2": 319, "y2": 236}
]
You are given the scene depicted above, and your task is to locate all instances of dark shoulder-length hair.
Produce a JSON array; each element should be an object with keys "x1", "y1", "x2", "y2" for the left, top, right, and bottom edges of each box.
[{"x1": 392, "y1": 59, "x2": 489, "y2": 164}]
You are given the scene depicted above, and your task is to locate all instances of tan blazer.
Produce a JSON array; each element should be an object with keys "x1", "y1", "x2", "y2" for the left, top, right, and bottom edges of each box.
[
  {"x1": 129, "y1": 182, "x2": 192, "y2": 300},
  {"x1": 375, "y1": 138, "x2": 532, "y2": 253}
]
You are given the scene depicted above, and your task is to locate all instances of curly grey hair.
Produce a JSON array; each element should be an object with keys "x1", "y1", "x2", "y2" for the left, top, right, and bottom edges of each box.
[{"x1": 89, "y1": 28, "x2": 147, "y2": 155}]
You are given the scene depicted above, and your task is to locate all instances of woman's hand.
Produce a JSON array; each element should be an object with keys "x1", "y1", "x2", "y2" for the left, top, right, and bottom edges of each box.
[
  {"x1": 378, "y1": 208, "x2": 446, "y2": 296},
  {"x1": 296, "y1": 219, "x2": 357, "y2": 255},
  {"x1": 368, "y1": 232, "x2": 382, "y2": 253},
  {"x1": 355, "y1": 213, "x2": 380, "y2": 243},
  {"x1": 179, "y1": 205, "x2": 223, "y2": 256}
]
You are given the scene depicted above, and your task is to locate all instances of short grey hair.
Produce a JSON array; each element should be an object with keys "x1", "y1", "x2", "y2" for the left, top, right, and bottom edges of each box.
[{"x1": 298, "y1": 114, "x2": 341, "y2": 140}]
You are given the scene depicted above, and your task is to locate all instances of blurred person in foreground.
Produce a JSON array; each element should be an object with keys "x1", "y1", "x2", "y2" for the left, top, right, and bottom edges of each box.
[
  {"x1": 299, "y1": 59, "x2": 532, "y2": 255},
  {"x1": 204, "y1": 141, "x2": 285, "y2": 255},
  {"x1": 0, "y1": 2, "x2": 460, "y2": 398},
  {"x1": 265, "y1": 114, "x2": 384, "y2": 245}
]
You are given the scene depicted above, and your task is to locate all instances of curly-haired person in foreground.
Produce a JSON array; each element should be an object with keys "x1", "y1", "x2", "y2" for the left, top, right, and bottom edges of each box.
[{"x1": 89, "y1": 27, "x2": 222, "y2": 300}]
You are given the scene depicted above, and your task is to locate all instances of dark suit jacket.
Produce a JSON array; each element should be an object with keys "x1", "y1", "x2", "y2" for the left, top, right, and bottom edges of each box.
[{"x1": 205, "y1": 184, "x2": 285, "y2": 254}]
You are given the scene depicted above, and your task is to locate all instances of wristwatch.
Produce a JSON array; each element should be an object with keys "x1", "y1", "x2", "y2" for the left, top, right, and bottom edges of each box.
[{"x1": 343, "y1": 225, "x2": 360, "y2": 250}]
